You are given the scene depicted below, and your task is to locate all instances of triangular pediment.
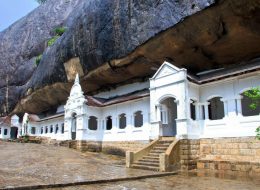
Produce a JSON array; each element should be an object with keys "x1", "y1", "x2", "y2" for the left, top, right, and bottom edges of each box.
[{"x1": 152, "y1": 61, "x2": 181, "y2": 79}]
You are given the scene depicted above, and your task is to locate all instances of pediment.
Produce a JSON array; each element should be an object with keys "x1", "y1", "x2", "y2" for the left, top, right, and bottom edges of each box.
[{"x1": 152, "y1": 61, "x2": 181, "y2": 79}]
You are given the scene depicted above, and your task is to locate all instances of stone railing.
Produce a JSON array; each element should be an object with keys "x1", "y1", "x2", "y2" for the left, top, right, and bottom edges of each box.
[
  {"x1": 126, "y1": 138, "x2": 160, "y2": 167},
  {"x1": 159, "y1": 139, "x2": 180, "y2": 172}
]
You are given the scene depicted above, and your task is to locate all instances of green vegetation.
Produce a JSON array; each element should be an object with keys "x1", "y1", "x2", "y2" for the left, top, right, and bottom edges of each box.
[
  {"x1": 47, "y1": 36, "x2": 59, "y2": 47},
  {"x1": 243, "y1": 87, "x2": 260, "y2": 110},
  {"x1": 47, "y1": 27, "x2": 66, "y2": 47},
  {"x1": 244, "y1": 87, "x2": 260, "y2": 140},
  {"x1": 54, "y1": 27, "x2": 66, "y2": 36},
  {"x1": 35, "y1": 54, "x2": 42, "y2": 66},
  {"x1": 35, "y1": 27, "x2": 66, "y2": 66}
]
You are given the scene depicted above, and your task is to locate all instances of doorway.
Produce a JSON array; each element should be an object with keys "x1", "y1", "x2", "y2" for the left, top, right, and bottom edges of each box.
[
  {"x1": 10, "y1": 127, "x2": 18, "y2": 139},
  {"x1": 159, "y1": 97, "x2": 177, "y2": 136}
]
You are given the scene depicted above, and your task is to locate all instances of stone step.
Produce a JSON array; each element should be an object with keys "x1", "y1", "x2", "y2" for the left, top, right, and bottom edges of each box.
[
  {"x1": 158, "y1": 140, "x2": 173, "y2": 144},
  {"x1": 147, "y1": 153, "x2": 161, "y2": 157},
  {"x1": 153, "y1": 145, "x2": 170, "y2": 149},
  {"x1": 150, "y1": 149, "x2": 166, "y2": 154},
  {"x1": 139, "y1": 158, "x2": 160, "y2": 164},
  {"x1": 157, "y1": 142, "x2": 172, "y2": 145},
  {"x1": 135, "y1": 161, "x2": 159, "y2": 167},
  {"x1": 131, "y1": 164, "x2": 160, "y2": 171},
  {"x1": 142, "y1": 156, "x2": 160, "y2": 160}
]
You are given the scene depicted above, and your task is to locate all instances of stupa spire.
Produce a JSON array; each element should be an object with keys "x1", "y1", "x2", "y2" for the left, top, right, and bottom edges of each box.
[{"x1": 74, "y1": 73, "x2": 79, "y2": 84}]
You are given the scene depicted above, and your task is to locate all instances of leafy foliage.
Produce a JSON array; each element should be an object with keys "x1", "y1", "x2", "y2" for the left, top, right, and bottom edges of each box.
[
  {"x1": 256, "y1": 127, "x2": 260, "y2": 140},
  {"x1": 244, "y1": 87, "x2": 260, "y2": 140},
  {"x1": 243, "y1": 87, "x2": 260, "y2": 110},
  {"x1": 54, "y1": 27, "x2": 66, "y2": 36},
  {"x1": 47, "y1": 27, "x2": 66, "y2": 47},
  {"x1": 47, "y1": 36, "x2": 59, "y2": 47},
  {"x1": 35, "y1": 54, "x2": 42, "y2": 66}
]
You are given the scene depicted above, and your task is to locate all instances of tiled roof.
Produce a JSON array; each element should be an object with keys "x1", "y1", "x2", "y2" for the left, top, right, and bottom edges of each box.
[{"x1": 85, "y1": 89, "x2": 150, "y2": 107}]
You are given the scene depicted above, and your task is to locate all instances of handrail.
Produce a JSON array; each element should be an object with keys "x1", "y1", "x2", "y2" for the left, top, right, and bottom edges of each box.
[
  {"x1": 126, "y1": 138, "x2": 160, "y2": 167},
  {"x1": 159, "y1": 139, "x2": 180, "y2": 171}
]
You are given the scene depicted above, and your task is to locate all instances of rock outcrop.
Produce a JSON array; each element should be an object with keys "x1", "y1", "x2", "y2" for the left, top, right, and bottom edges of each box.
[{"x1": 0, "y1": 0, "x2": 260, "y2": 116}]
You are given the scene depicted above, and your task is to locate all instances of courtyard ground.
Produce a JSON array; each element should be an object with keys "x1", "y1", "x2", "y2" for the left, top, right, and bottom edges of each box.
[
  {"x1": 0, "y1": 141, "x2": 259, "y2": 190},
  {"x1": 0, "y1": 141, "x2": 159, "y2": 189}
]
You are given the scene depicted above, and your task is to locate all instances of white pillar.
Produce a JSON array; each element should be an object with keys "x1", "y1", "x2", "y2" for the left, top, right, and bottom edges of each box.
[
  {"x1": 236, "y1": 96, "x2": 243, "y2": 116},
  {"x1": 221, "y1": 98, "x2": 229, "y2": 118},
  {"x1": 194, "y1": 103, "x2": 200, "y2": 120},
  {"x1": 202, "y1": 103, "x2": 210, "y2": 120},
  {"x1": 155, "y1": 104, "x2": 161, "y2": 122}
]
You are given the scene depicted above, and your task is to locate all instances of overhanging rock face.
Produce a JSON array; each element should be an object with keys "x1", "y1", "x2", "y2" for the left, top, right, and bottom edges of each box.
[{"x1": 1, "y1": 0, "x2": 260, "y2": 116}]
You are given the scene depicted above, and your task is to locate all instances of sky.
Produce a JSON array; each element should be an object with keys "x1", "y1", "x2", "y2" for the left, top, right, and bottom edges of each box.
[{"x1": 0, "y1": 0, "x2": 39, "y2": 32}]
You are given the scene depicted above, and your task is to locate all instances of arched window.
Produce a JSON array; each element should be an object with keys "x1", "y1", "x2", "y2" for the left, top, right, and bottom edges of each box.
[
  {"x1": 106, "y1": 116, "x2": 112, "y2": 130},
  {"x1": 41, "y1": 127, "x2": 43, "y2": 134},
  {"x1": 0, "y1": 128, "x2": 1, "y2": 134},
  {"x1": 134, "y1": 111, "x2": 143, "y2": 128},
  {"x1": 55, "y1": 124, "x2": 59, "y2": 134},
  {"x1": 88, "y1": 116, "x2": 98, "y2": 130},
  {"x1": 61, "y1": 123, "x2": 64, "y2": 134},
  {"x1": 119, "y1": 114, "x2": 126, "y2": 129},
  {"x1": 241, "y1": 91, "x2": 260, "y2": 116},
  {"x1": 45, "y1": 126, "x2": 48, "y2": 134},
  {"x1": 190, "y1": 99, "x2": 196, "y2": 120},
  {"x1": 4, "y1": 129, "x2": 8, "y2": 135},
  {"x1": 50, "y1": 125, "x2": 53, "y2": 133},
  {"x1": 31, "y1": 127, "x2": 36, "y2": 134},
  {"x1": 208, "y1": 97, "x2": 224, "y2": 120}
]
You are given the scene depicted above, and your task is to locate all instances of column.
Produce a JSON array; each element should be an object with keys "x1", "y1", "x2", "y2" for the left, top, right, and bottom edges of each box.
[
  {"x1": 194, "y1": 103, "x2": 200, "y2": 120},
  {"x1": 202, "y1": 103, "x2": 210, "y2": 120},
  {"x1": 176, "y1": 98, "x2": 188, "y2": 139},
  {"x1": 236, "y1": 96, "x2": 243, "y2": 116},
  {"x1": 220, "y1": 98, "x2": 229, "y2": 118},
  {"x1": 64, "y1": 118, "x2": 72, "y2": 140}
]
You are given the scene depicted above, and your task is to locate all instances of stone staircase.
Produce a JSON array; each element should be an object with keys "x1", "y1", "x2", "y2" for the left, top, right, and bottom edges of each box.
[{"x1": 131, "y1": 139, "x2": 173, "y2": 171}]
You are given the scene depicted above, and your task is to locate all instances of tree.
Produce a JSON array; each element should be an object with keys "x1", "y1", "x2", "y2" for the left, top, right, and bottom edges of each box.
[
  {"x1": 36, "y1": 0, "x2": 47, "y2": 4},
  {"x1": 244, "y1": 87, "x2": 260, "y2": 140}
]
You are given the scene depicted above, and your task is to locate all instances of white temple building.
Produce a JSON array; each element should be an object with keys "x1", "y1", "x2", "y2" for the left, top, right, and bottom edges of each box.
[{"x1": 1, "y1": 61, "x2": 260, "y2": 141}]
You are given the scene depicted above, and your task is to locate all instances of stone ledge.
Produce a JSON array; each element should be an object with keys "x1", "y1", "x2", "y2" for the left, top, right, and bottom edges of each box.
[
  {"x1": 0, "y1": 172, "x2": 178, "y2": 190},
  {"x1": 197, "y1": 159, "x2": 260, "y2": 174}
]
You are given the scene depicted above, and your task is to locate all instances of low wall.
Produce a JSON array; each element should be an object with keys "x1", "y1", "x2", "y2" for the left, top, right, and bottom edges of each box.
[
  {"x1": 178, "y1": 137, "x2": 260, "y2": 174},
  {"x1": 77, "y1": 140, "x2": 149, "y2": 156},
  {"x1": 179, "y1": 139, "x2": 200, "y2": 170},
  {"x1": 199, "y1": 137, "x2": 260, "y2": 161}
]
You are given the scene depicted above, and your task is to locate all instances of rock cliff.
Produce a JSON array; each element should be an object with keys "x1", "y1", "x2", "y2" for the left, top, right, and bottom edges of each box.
[{"x1": 0, "y1": 0, "x2": 260, "y2": 116}]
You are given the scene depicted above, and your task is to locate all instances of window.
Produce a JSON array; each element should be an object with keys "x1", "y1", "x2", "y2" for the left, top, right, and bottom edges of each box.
[
  {"x1": 41, "y1": 127, "x2": 43, "y2": 134},
  {"x1": 61, "y1": 123, "x2": 64, "y2": 134},
  {"x1": 119, "y1": 114, "x2": 126, "y2": 129},
  {"x1": 45, "y1": 126, "x2": 48, "y2": 134},
  {"x1": 190, "y1": 100, "x2": 196, "y2": 120},
  {"x1": 55, "y1": 124, "x2": 59, "y2": 134},
  {"x1": 208, "y1": 97, "x2": 224, "y2": 120},
  {"x1": 31, "y1": 127, "x2": 36, "y2": 135},
  {"x1": 160, "y1": 106, "x2": 168, "y2": 124},
  {"x1": 4, "y1": 129, "x2": 8, "y2": 136},
  {"x1": 0, "y1": 128, "x2": 1, "y2": 134},
  {"x1": 134, "y1": 111, "x2": 143, "y2": 128},
  {"x1": 88, "y1": 116, "x2": 98, "y2": 130},
  {"x1": 106, "y1": 116, "x2": 112, "y2": 130},
  {"x1": 50, "y1": 125, "x2": 53, "y2": 133}
]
